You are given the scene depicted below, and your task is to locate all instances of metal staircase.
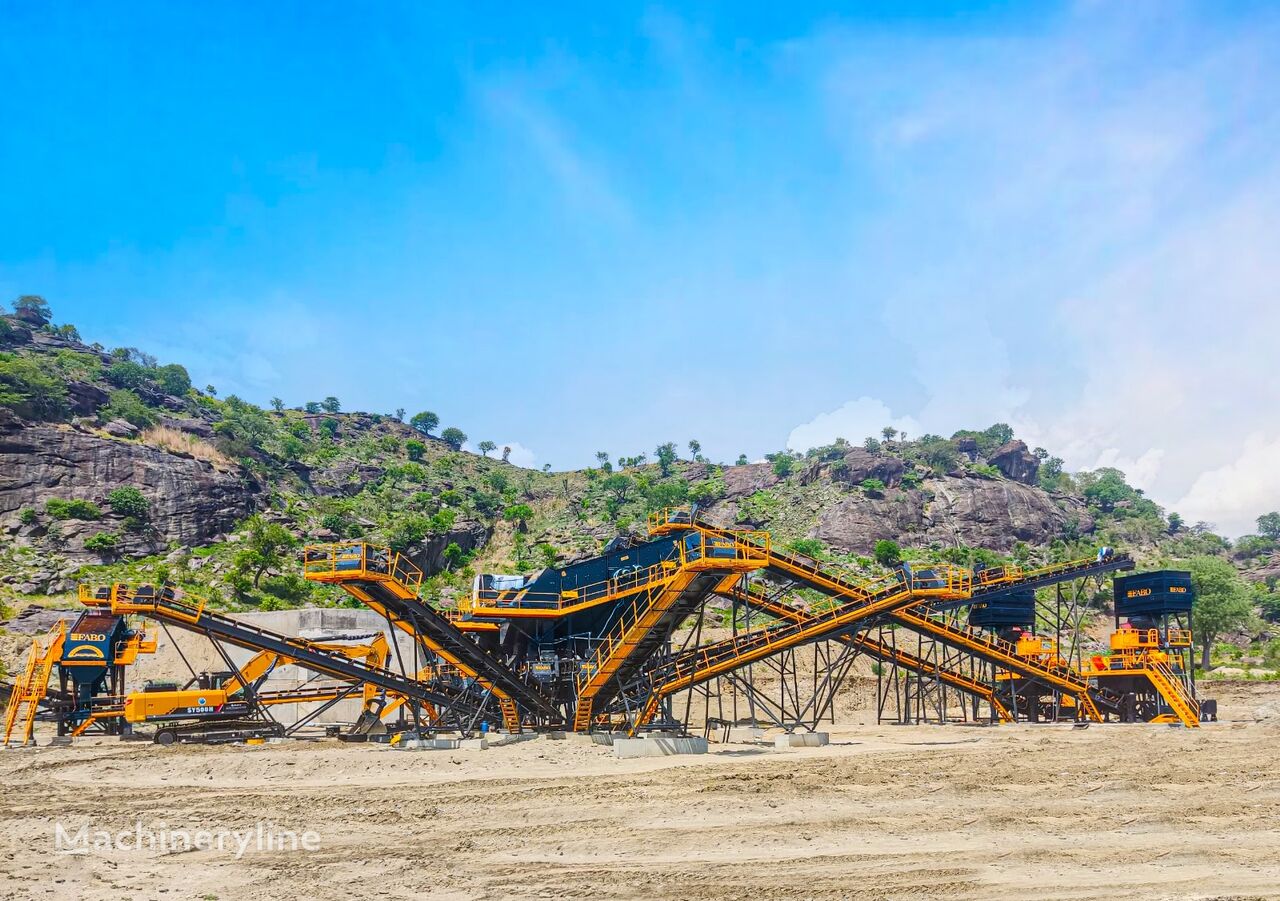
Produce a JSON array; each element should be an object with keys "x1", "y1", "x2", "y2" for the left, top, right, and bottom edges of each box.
[
  {"x1": 304, "y1": 542, "x2": 558, "y2": 731},
  {"x1": 1144, "y1": 657, "x2": 1200, "y2": 727},
  {"x1": 3, "y1": 622, "x2": 66, "y2": 747},
  {"x1": 572, "y1": 531, "x2": 769, "y2": 731}
]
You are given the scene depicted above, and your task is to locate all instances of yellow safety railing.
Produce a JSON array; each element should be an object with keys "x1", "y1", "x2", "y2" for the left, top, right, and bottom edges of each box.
[
  {"x1": 648, "y1": 507, "x2": 694, "y2": 533},
  {"x1": 107, "y1": 584, "x2": 207, "y2": 625},
  {"x1": 467, "y1": 531, "x2": 769, "y2": 616},
  {"x1": 303, "y1": 542, "x2": 424, "y2": 592},
  {"x1": 975, "y1": 564, "x2": 1025, "y2": 586}
]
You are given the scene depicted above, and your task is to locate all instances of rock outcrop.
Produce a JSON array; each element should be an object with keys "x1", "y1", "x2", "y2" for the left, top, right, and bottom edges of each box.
[
  {"x1": 797, "y1": 448, "x2": 908, "y2": 489},
  {"x1": 0, "y1": 411, "x2": 260, "y2": 564},
  {"x1": 404, "y1": 521, "x2": 491, "y2": 576},
  {"x1": 988, "y1": 440, "x2": 1040, "y2": 485},
  {"x1": 808, "y1": 475, "x2": 1075, "y2": 553},
  {"x1": 721, "y1": 462, "x2": 779, "y2": 499}
]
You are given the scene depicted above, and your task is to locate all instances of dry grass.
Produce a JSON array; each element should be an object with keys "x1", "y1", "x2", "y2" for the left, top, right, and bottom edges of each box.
[{"x1": 141, "y1": 425, "x2": 234, "y2": 470}]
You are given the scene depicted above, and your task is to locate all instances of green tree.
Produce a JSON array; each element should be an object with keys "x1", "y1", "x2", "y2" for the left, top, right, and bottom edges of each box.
[
  {"x1": 655, "y1": 442, "x2": 678, "y2": 476},
  {"x1": 0, "y1": 354, "x2": 68, "y2": 420},
  {"x1": 687, "y1": 439, "x2": 702, "y2": 461},
  {"x1": 84, "y1": 531, "x2": 119, "y2": 555},
  {"x1": 1081, "y1": 468, "x2": 1132, "y2": 512},
  {"x1": 1167, "y1": 512, "x2": 1184, "y2": 534},
  {"x1": 440, "y1": 426, "x2": 466, "y2": 450},
  {"x1": 45, "y1": 498, "x2": 102, "y2": 520},
  {"x1": 261, "y1": 573, "x2": 311, "y2": 604},
  {"x1": 863, "y1": 437, "x2": 881, "y2": 453},
  {"x1": 410, "y1": 411, "x2": 440, "y2": 436},
  {"x1": 101, "y1": 388, "x2": 155, "y2": 428},
  {"x1": 1188, "y1": 555, "x2": 1254, "y2": 669},
  {"x1": 478, "y1": 440, "x2": 497, "y2": 458},
  {"x1": 234, "y1": 515, "x2": 299, "y2": 589},
  {"x1": 1258, "y1": 512, "x2": 1280, "y2": 541},
  {"x1": 504, "y1": 503, "x2": 533, "y2": 523},
  {"x1": 214, "y1": 396, "x2": 275, "y2": 449},
  {"x1": 881, "y1": 426, "x2": 898, "y2": 442},
  {"x1": 735, "y1": 454, "x2": 749, "y2": 466},
  {"x1": 321, "y1": 396, "x2": 341, "y2": 413},
  {"x1": 983, "y1": 423, "x2": 1014, "y2": 446},
  {"x1": 304, "y1": 401, "x2": 321, "y2": 414},
  {"x1": 12, "y1": 295, "x2": 51, "y2": 323},
  {"x1": 205, "y1": 384, "x2": 218, "y2": 396},
  {"x1": 918, "y1": 437, "x2": 958, "y2": 474},
  {"x1": 645, "y1": 479, "x2": 689, "y2": 511},
  {"x1": 106, "y1": 486, "x2": 150, "y2": 529},
  {"x1": 788, "y1": 538, "x2": 826, "y2": 559},
  {"x1": 406, "y1": 439, "x2": 426, "y2": 462},
  {"x1": 394, "y1": 407, "x2": 405, "y2": 421},
  {"x1": 155, "y1": 363, "x2": 192, "y2": 396},
  {"x1": 769, "y1": 453, "x2": 794, "y2": 478},
  {"x1": 443, "y1": 541, "x2": 467, "y2": 570},
  {"x1": 106, "y1": 360, "x2": 152, "y2": 390},
  {"x1": 861, "y1": 478, "x2": 886, "y2": 497},
  {"x1": 387, "y1": 515, "x2": 431, "y2": 552},
  {"x1": 1038, "y1": 454, "x2": 1066, "y2": 489},
  {"x1": 269, "y1": 396, "x2": 285, "y2": 412},
  {"x1": 873, "y1": 539, "x2": 901, "y2": 567}
]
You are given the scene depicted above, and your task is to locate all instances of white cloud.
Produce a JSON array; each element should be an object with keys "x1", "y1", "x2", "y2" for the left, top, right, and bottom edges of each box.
[
  {"x1": 1175, "y1": 434, "x2": 1280, "y2": 536},
  {"x1": 1089, "y1": 448, "x2": 1166, "y2": 492},
  {"x1": 798, "y1": 5, "x2": 1280, "y2": 536},
  {"x1": 470, "y1": 441, "x2": 537, "y2": 470},
  {"x1": 787, "y1": 397, "x2": 921, "y2": 453}
]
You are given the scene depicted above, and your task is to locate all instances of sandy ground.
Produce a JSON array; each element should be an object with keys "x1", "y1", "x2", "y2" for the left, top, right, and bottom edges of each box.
[{"x1": 1, "y1": 682, "x2": 1278, "y2": 901}]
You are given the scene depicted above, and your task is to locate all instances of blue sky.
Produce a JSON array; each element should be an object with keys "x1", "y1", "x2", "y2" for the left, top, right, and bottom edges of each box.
[{"x1": 2, "y1": 2, "x2": 1279, "y2": 534}]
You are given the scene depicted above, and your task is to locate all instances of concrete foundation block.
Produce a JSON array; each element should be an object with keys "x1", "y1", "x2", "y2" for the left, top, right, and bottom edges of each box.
[
  {"x1": 458, "y1": 738, "x2": 488, "y2": 750},
  {"x1": 421, "y1": 738, "x2": 460, "y2": 750},
  {"x1": 613, "y1": 736, "x2": 709, "y2": 758},
  {"x1": 591, "y1": 732, "x2": 617, "y2": 746},
  {"x1": 774, "y1": 732, "x2": 829, "y2": 749},
  {"x1": 541, "y1": 731, "x2": 567, "y2": 741}
]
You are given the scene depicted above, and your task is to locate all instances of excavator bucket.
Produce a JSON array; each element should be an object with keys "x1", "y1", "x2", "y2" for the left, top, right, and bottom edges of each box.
[{"x1": 343, "y1": 699, "x2": 389, "y2": 741}]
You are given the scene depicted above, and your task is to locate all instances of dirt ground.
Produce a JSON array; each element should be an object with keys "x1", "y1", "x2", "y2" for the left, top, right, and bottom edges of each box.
[{"x1": 1, "y1": 681, "x2": 1277, "y2": 901}]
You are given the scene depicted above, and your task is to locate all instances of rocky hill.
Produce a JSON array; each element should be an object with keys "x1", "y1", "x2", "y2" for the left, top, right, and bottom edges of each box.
[{"x1": 2, "y1": 298, "x2": 1278, "y2": 669}]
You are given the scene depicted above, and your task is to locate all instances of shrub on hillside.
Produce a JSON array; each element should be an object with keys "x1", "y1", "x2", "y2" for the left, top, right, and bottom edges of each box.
[
  {"x1": 84, "y1": 531, "x2": 119, "y2": 554},
  {"x1": 101, "y1": 388, "x2": 155, "y2": 428},
  {"x1": 155, "y1": 363, "x2": 191, "y2": 395},
  {"x1": 0, "y1": 353, "x2": 68, "y2": 420},
  {"x1": 105, "y1": 360, "x2": 152, "y2": 390},
  {"x1": 45, "y1": 498, "x2": 102, "y2": 520},
  {"x1": 106, "y1": 486, "x2": 150, "y2": 527},
  {"x1": 261, "y1": 573, "x2": 311, "y2": 604},
  {"x1": 873, "y1": 539, "x2": 901, "y2": 566}
]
